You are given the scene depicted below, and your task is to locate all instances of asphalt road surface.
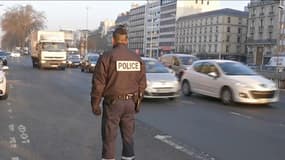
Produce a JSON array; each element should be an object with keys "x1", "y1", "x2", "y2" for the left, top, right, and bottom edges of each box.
[{"x1": 1, "y1": 56, "x2": 285, "y2": 160}]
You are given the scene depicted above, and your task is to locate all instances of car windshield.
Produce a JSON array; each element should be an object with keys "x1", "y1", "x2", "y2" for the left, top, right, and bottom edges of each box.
[
  {"x1": 42, "y1": 42, "x2": 66, "y2": 52},
  {"x1": 89, "y1": 56, "x2": 99, "y2": 62},
  {"x1": 178, "y1": 56, "x2": 198, "y2": 65},
  {"x1": 218, "y1": 62, "x2": 257, "y2": 75},
  {"x1": 144, "y1": 60, "x2": 170, "y2": 73}
]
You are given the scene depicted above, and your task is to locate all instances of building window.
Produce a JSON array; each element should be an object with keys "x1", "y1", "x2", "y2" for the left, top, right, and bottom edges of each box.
[
  {"x1": 226, "y1": 45, "x2": 229, "y2": 53},
  {"x1": 215, "y1": 35, "x2": 218, "y2": 42},
  {"x1": 227, "y1": 17, "x2": 231, "y2": 23},
  {"x1": 209, "y1": 35, "x2": 212, "y2": 42},
  {"x1": 204, "y1": 36, "x2": 207, "y2": 42},
  {"x1": 196, "y1": 0, "x2": 198, "y2": 4},
  {"x1": 214, "y1": 44, "x2": 217, "y2": 52},
  {"x1": 238, "y1": 28, "x2": 241, "y2": 34},
  {"x1": 216, "y1": 26, "x2": 218, "y2": 32},
  {"x1": 227, "y1": 27, "x2": 230, "y2": 32},
  {"x1": 226, "y1": 35, "x2": 230, "y2": 42},
  {"x1": 237, "y1": 36, "x2": 240, "y2": 43}
]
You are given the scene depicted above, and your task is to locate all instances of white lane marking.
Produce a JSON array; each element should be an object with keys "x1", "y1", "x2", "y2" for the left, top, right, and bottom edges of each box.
[
  {"x1": 181, "y1": 100, "x2": 195, "y2": 105},
  {"x1": 17, "y1": 124, "x2": 30, "y2": 144},
  {"x1": 8, "y1": 109, "x2": 13, "y2": 113},
  {"x1": 7, "y1": 102, "x2": 12, "y2": 106},
  {"x1": 9, "y1": 137, "x2": 17, "y2": 148},
  {"x1": 154, "y1": 134, "x2": 216, "y2": 160},
  {"x1": 11, "y1": 157, "x2": 20, "y2": 160},
  {"x1": 8, "y1": 124, "x2": 15, "y2": 132},
  {"x1": 229, "y1": 112, "x2": 252, "y2": 119}
]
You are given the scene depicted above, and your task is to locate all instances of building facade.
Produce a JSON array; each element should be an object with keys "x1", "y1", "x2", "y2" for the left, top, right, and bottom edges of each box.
[
  {"x1": 128, "y1": 5, "x2": 145, "y2": 55},
  {"x1": 144, "y1": 0, "x2": 161, "y2": 58},
  {"x1": 159, "y1": 0, "x2": 220, "y2": 54},
  {"x1": 115, "y1": 12, "x2": 129, "y2": 28},
  {"x1": 246, "y1": 0, "x2": 281, "y2": 65},
  {"x1": 176, "y1": 8, "x2": 248, "y2": 61},
  {"x1": 97, "y1": 19, "x2": 115, "y2": 38}
]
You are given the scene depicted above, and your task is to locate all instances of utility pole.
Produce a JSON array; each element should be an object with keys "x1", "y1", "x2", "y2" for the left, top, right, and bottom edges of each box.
[
  {"x1": 276, "y1": 1, "x2": 284, "y2": 87},
  {"x1": 85, "y1": 6, "x2": 89, "y2": 54}
]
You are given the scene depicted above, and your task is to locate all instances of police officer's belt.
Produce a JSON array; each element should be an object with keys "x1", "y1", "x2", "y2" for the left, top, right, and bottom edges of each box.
[{"x1": 108, "y1": 93, "x2": 137, "y2": 100}]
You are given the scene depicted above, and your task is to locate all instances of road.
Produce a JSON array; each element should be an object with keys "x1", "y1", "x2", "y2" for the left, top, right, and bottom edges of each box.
[{"x1": 1, "y1": 56, "x2": 285, "y2": 160}]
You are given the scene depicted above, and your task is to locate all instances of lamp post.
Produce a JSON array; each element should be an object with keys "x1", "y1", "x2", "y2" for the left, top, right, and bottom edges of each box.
[
  {"x1": 85, "y1": 6, "x2": 89, "y2": 55},
  {"x1": 276, "y1": 1, "x2": 284, "y2": 87}
]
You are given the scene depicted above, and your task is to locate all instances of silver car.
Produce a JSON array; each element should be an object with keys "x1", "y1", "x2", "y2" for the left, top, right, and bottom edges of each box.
[{"x1": 142, "y1": 57, "x2": 180, "y2": 100}]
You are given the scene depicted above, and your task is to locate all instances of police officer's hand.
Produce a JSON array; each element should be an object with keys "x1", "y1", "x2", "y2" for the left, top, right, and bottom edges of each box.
[{"x1": 92, "y1": 105, "x2": 101, "y2": 116}]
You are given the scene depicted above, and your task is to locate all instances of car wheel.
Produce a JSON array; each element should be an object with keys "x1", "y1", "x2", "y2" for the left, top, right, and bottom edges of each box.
[
  {"x1": 81, "y1": 68, "x2": 84, "y2": 72},
  {"x1": 182, "y1": 80, "x2": 192, "y2": 96},
  {"x1": 168, "y1": 97, "x2": 176, "y2": 101},
  {"x1": 0, "y1": 85, "x2": 8, "y2": 100},
  {"x1": 221, "y1": 87, "x2": 233, "y2": 105}
]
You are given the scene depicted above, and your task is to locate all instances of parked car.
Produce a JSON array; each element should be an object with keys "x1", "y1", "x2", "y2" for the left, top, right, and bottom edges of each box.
[
  {"x1": 80, "y1": 53, "x2": 99, "y2": 73},
  {"x1": 160, "y1": 53, "x2": 198, "y2": 81},
  {"x1": 142, "y1": 57, "x2": 180, "y2": 100},
  {"x1": 0, "y1": 60, "x2": 9, "y2": 100},
  {"x1": 11, "y1": 52, "x2": 21, "y2": 57},
  {"x1": 0, "y1": 51, "x2": 8, "y2": 65},
  {"x1": 67, "y1": 54, "x2": 81, "y2": 67},
  {"x1": 181, "y1": 59, "x2": 279, "y2": 105}
]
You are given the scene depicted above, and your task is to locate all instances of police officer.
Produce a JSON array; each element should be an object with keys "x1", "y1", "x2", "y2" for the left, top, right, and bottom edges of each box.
[{"x1": 90, "y1": 26, "x2": 146, "y2": 160}]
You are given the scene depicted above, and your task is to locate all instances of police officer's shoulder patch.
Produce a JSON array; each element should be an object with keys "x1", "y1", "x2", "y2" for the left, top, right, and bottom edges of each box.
[{"x1": 116, "y1": 61, "x2": 141, "y2": 71}]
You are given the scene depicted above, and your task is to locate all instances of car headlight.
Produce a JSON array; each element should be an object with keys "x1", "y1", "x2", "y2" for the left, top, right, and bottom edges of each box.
[
  {"x1": 68, "y1": 61, "x2": 72, "y2": 64},
  {"x1": 235, "y1": 82, "x2": 252, "y2": 89},
  {"x1": 91, "y1": 63, "x2": 96, "y2": 67},
  {"x1": 0, "y1": 77, "x2": 4, "y2": 83},
  {"x1": 41, "y1": 60, "x2": 46, "y2": 63}
]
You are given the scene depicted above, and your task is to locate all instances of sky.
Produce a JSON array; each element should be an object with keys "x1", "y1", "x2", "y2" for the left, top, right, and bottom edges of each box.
[{"x1": 0, "y1": 0, "x2": 250, "y2": 31}]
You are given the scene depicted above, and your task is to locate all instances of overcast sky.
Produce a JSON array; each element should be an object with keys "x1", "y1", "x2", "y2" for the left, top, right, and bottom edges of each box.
[{"x1": 0, "y1": 1, "x2": 250, "y2": 31}]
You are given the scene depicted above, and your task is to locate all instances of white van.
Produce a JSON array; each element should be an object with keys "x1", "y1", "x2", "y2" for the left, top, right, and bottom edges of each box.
[{"x1": 266, "y1": 56, "x2": 285, "y2": 67}]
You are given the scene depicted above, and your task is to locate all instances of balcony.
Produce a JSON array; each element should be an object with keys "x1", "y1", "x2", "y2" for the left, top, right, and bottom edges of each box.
[{"x1": 259, "y1": 12, "x2": 265, "y2": 17}]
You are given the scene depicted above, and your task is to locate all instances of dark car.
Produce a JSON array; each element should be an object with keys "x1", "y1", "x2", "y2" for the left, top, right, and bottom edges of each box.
[
  {"x1": 80, "y1": 53, "x2": 99, "y2": 73},
  {"x1": 160, "y1": 53, "x2": 198, "y2": 81},
  {"x1": 67, "y1": 54, "x2": 81, "y2": 67},
  {"x1": 0, "y1": 51, "x2": 8, "y2": 66}
]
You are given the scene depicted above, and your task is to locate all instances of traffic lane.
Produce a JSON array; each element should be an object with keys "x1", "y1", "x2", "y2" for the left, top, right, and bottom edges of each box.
[
  {"x1": 0, "y1": 100, "x2": 15, "y2": 159},
  {"x1": 2, "y1": 58, "x2": 192, "y2": 160},
  {"x1": 138, "y1": 96, "x2": 285, "y2": 160}
]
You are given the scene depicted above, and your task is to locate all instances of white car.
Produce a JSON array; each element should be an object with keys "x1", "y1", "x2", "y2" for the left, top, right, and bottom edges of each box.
[
  {"x1": 11, "y1": 52, "x2": 21, "y2": 57},
  {"x1": 142, "y1": 57, "x2": 180, "y2": 100},
  {"x1": 181, "y1": 59, "x2": 279, "y2": 105},
  {"x1": 0, "y1": 61, "x2": 9, "y2": 100}
]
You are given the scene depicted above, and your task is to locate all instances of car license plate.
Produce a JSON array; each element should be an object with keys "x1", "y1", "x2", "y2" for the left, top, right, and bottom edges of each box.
[{"x1": 156, "y1": 89, "x2": 169, "y2": 93}]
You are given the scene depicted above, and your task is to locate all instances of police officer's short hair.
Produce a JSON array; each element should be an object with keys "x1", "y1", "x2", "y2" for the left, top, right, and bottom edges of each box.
[{"x1": 113, "y1": 25, "x2": 128, "y2": 43}]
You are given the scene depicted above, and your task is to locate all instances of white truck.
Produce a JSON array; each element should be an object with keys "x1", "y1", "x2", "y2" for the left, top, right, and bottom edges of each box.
[{"x1": 30, "y1": 31, "x2": 67, "y2": 70}]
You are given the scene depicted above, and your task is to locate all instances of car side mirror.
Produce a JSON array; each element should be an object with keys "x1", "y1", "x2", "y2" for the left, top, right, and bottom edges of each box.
[{"x1": 208, "y1": 72, "x2": 218, "y2": 78}]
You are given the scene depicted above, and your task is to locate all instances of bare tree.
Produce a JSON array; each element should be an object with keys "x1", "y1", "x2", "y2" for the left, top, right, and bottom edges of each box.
[{"x1": 1, "y1": 5, "x2": 46, "y2": 50}]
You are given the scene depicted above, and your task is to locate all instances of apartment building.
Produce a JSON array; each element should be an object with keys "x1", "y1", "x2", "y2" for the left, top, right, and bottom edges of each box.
[
  {"x1": 159, "y1": 0, "x2": 220, "y2": 54},
  {"x1": 246, "y1": 0, "x2": 281, "y2": 65},
  {"x1": 176, "y1": 8, "x2": 248, "y2": 61},
  {"x1": 144, "y1": 0, "x2": 161, "y2": 57},
  {"x1": 128, "y1": 5, "x2": 145, "y2": 55}
]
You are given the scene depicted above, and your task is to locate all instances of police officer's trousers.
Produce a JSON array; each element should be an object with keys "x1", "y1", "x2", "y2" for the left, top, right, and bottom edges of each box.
[{"x1": 102, "y1": 99, "x2": 135, "y2": 160}]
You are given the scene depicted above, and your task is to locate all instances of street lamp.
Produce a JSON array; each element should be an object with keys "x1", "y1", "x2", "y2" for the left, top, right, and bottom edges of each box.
[{"x1": 276, "y1": 1, "x2": 284, "y2": 87}]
